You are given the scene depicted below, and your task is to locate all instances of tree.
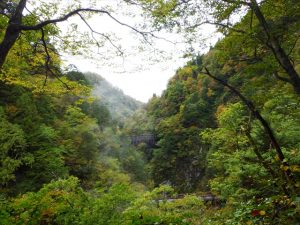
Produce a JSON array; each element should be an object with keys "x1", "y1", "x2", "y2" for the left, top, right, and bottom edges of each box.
[
  {"x1": 0, "y1": 106, "x2": 30, "y2": 186},
  {"x1": 137, "y1": 0, "x2": 300, "y2": 94},
  {"x1": 142, "y1": 63, "x2": 218, "y2": 192},
  {"x1": 124, "y1": 185, "x2": 204, "y2": 224},
  {"x1": 0, "y1": 0, "x2": 156, "y2": 77},
  {"x1": 2, "y1": 177, "x2": 136, "y2": 225},
  {"x1": 201, "y1": 67, "x2": 296, "y2": 196}
]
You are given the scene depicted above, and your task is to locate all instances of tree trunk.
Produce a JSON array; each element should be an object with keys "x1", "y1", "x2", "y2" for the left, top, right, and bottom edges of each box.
[
  {"x1": 203, "y1": 67, "x2": 295, "y2": 195},
  {"x1": 0, "y1": 0, "x2": 27, "y2": 69},
  {"x1": 250, "y1": 0, "x2": 300, "y2": 94}
]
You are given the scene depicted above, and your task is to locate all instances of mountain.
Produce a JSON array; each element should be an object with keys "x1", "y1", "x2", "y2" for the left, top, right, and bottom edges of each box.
[{"x1": 84, "y1": 72, "x2": 144, "y2": 123}]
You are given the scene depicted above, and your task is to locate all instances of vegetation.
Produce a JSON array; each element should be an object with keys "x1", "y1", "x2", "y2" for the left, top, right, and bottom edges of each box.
[
  {"x1": 0, "y1": 0, "x2": 299, "y2": 224},
  {"x1": 85, "y1": 72, "x2": 143, "y2": 125}
]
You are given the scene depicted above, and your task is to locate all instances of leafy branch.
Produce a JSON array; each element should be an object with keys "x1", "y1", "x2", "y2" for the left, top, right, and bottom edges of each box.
[{"x1": 202, "y1": 67, "x2": 296, "y2": 195}]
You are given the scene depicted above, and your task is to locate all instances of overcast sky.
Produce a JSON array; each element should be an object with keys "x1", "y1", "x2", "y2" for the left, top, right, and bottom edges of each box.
[
  {"x1": 55, "y1": 1, "x2": 218, "y2": 103},
  {"x1": 68, "y1": 54, "x2": 187, "y2": 102}
]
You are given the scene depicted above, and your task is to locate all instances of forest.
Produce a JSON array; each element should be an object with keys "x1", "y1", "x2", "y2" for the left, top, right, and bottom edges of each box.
[{"x1": 0, "y1": 0, "x2": 300, "y2": 224}]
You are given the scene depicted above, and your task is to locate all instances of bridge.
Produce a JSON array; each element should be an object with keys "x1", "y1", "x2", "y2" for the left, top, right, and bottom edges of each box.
[{"x1": 130, "y1": 133, "x2": 156, "y2": 147}]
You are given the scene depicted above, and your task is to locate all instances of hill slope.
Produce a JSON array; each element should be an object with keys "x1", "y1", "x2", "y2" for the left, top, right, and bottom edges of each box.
[{"x1": 84, "y1": 72, "x2": 144, "y2": 123}]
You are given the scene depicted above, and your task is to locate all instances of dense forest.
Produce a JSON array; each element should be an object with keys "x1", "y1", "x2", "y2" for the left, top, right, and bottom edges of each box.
[{"x1": 0, "y1": 0, "x2": 300, "y2": 224}]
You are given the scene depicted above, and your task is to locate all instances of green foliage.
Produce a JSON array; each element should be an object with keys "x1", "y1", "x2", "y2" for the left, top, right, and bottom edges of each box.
[
  {"x1": 66, "y1": 71, "x2": 90, "y2": 86},
  {"x1": 0, "y1": 107, "x2": 30, "y2": 186},
  {"x1": 4, "y1": 177, "x2": 87, "y2": 225},
  {"x1": 124, "y1": 185, "x2": 204, "y2": 225},
  {"x1": 200, "y1": 195, "x2": 300, "y2": 225},
  {"x1": 81, "y1": 100, "x2": 112, "y2": 129},
  {"x1": 85, "y1": 72, "x2": 143, "y2": 124},
  {"x1": 142, "y1": 63, "x2": 218, "y2": 192},
  {"x1": 1, "y1": 177, "x2": 138, "y2": 225},
  {"x1": 57, "y1": 106, "x2": 103, "y2": 188},
  {"x1": 1, "y1": 1, "x2": 300, "y2": 224},
  {"x1": 96, "y1": 127, "x2": 149, "y2": 186},
  {"x1": 81, "y1": 184, "x2": 136, "y2": 225},
  {"x1": 134, "y1": 2, "x2": 300, "y2": 223},
  {"x1": 124, "y1": 109, "x2": 155, "y2": 134}
]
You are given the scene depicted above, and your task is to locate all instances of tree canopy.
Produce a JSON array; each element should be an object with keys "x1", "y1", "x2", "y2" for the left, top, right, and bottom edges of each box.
[{"x1": 0, "y1": 0, "x2": 299, "y2": 224}]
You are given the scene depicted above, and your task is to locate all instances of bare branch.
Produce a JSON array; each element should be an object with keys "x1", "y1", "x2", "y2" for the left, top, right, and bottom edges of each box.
[
  {"x1": 77, "y1": 12, "x2": 124, "y2": 56},
  {"x1": 24, "y1": 5, "x2": 36, "y2": 19},
  {"x1": 19, "y1": 8, "x2": 147, "y2": 36},
  {"x1": 287, "y1": 35, "x2": 300, "y2": 57},
  {"x1": 40, "y1": 28, "x2": 70, "y2": 90},
  {"x1": 18, "y1": 7, "x2": 177, "y2": 46},
  {"x1": 40, "y1": 29, "x2": 49, "y2": 88},
  {"x1": 221, "y1": 0, "x2": 250, "y2": 6},
  {"x1": 188, "y1": 21, "x2": 247, "y2": 34},
  {"x1": 229, "y1": 56, "x2": 262, "y2": 64}
]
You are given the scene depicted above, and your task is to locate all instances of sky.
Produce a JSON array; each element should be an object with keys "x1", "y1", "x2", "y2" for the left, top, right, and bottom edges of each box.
[
  {"x1": 55, "y1": 1, "x2": 218, "y2": 103},
  {"x1": 68, "y1": 54, "x2": 187, "y2": 103}
]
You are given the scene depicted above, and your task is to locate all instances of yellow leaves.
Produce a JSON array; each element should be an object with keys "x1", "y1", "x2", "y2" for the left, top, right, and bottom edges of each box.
[
  {"x1": 86, "y1": 96, "x2": 95, "y2": 104},
  {"x1": 290, "y1": 165, "x2": 300, "y2": 173},
  {"x1": 291, "y1": 149, "x2": 297, "y2": 156},
  {"x1": 75, "y1": 98, "x2": 85, "y2": 105},
  {"x1": 177, "y1": 66, "x2": 193, "y2": 80},
  {"x1": 41, "y1": 207, "x2": 55, "y2": 219},
  {"x1": 221, "y1": 62, "x2": 233, "y2": 74},
  {"x1": 5, "y1": 104, "x2": 18, "y2": 115},
  {"x1": 48, "y1": 190, "x2": 65, "y2": 198},
  {"x1": 280, "y1": 165, "x2": 290, "y2": 171},
  {"x1": 216, "y1": 104, "x2": 226, "y2": 116},
  {"x1": 280, "y1": 164, "x2": 300, "y2": 172},
  {"x1": 1, "y1": 73, "x2": 90, "y2": 97},
  {"x1": 207, "y1": 88, "x2": 213, "y2": 97},
  {"x1": 246, "y1": 221, "x2": 253, "y2": 225},
  {"x1": 259, "y1": 210, "x2": 266, "y2": 216}
]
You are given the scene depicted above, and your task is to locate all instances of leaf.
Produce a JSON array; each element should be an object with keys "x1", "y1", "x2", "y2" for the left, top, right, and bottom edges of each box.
[{"x1": 259, "y1": 210, "x2": 266, "y2": 216}]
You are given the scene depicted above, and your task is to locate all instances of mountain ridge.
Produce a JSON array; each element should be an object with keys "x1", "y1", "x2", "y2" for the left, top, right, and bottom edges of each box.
[{"x1": 84, "y1": 72, "x2": 144, "y2": 123}]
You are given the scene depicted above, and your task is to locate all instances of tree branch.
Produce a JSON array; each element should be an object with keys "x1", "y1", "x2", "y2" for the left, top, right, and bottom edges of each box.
[
  {"x1": 243, "y1": 125, "x2": 290, "y2": 196},
  {"x1": 76, "y1": 12, "x2": 124, "y2": 56},
  {"x1": 249, "y1": 0, "x2": 300, "y2": 94},
  {"x1": 221, "y1": 0, "x2": 250, "y2": 6},
  {"x1": 18, "y1": 7, "x2": 175, "y2": 46},
  {"x1": 0, "y1": 0, "x2": 27, "y2": 68},
  {"x1": 202, "y1": 67, "x2": 295, "y2": 193},
  {"x1": 287, "y1": 35, "x2": 300, "y2": 57},
  {"x1": 19, "y1": 8, "x2": 149, "y2": 37},
  {"x1": 188, "y1": 21, "x2": 247, "y2": 34},
  {"x1": 40, "y1": 28, "x2": 70, "y2": 90}
]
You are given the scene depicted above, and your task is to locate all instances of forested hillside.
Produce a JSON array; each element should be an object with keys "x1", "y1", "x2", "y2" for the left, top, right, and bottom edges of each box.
[
  {"x1": 85, "y1": 72, "x2": 143, "y2": 124},
  {"x1": 1, "y1": 0, "x2": 300, "y2": 224}
]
